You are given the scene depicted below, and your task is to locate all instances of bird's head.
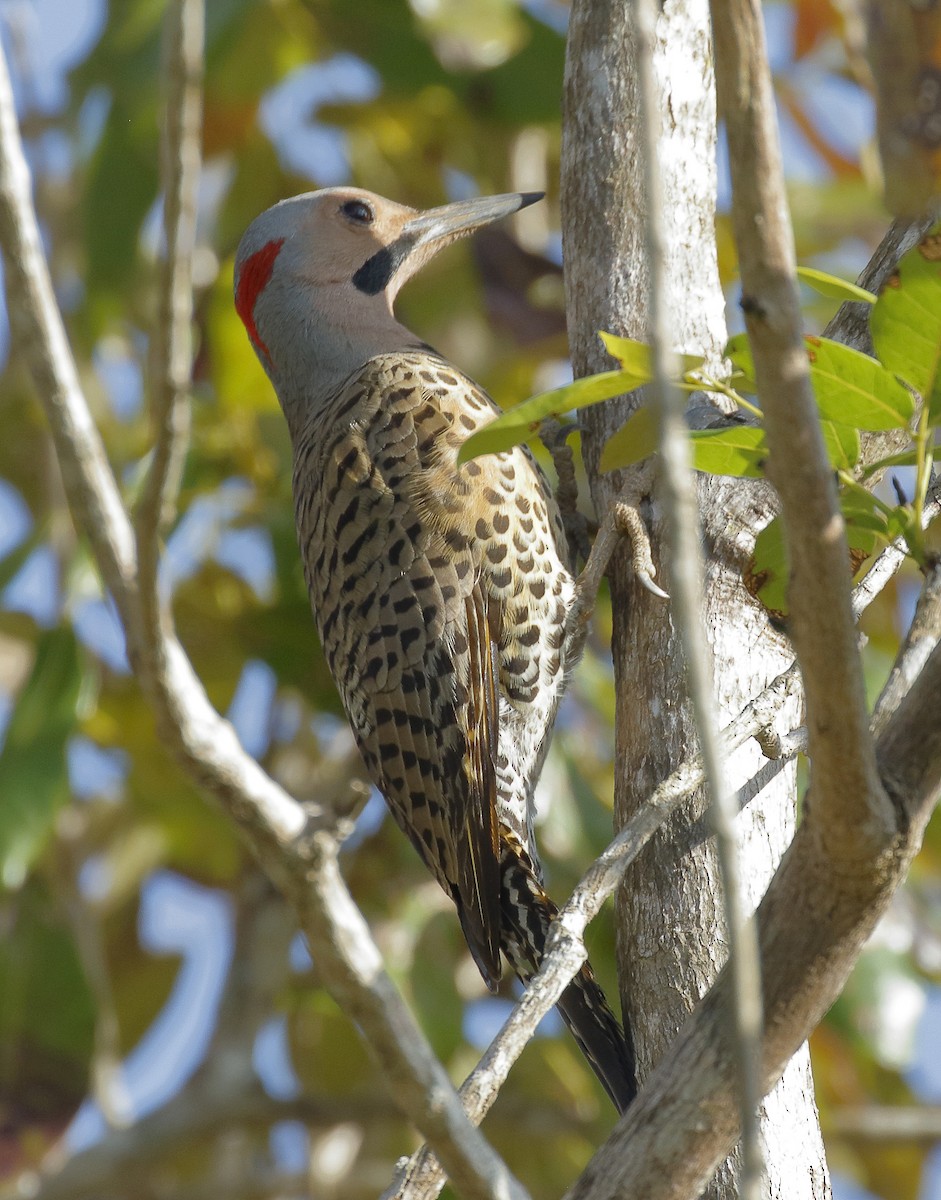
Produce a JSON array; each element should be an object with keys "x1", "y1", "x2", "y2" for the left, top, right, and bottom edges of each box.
[{"x1": 234, "y1": 187, "x2": 542, "y2": 419}]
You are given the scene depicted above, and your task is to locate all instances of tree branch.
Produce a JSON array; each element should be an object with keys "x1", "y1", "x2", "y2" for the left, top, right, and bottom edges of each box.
[
  {"x1": 7, "y1": 1084, "x2": 395, "y2": 1200},
  {"x1": 829, "y1": 1105, "x2": 941, "y2": 1143},
  {"x1": 713, "y1": 0, "x2": 892, "y2": 860},
  {"x1": 872, "y1": 560, "x2": 941, "y2": 735},
  {"x1": 136, "y1": 0, "x2": 203, "y2": 583}
]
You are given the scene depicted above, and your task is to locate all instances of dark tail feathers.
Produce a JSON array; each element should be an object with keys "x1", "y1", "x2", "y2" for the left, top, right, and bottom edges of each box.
[{"x1": 499, "y1": 841, "x2": 636, "y2": 1113}]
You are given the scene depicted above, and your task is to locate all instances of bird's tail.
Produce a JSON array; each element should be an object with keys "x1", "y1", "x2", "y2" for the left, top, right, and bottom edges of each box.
[{"x1": 499, "y1": 840, "x2": 637, "y2": 1114}]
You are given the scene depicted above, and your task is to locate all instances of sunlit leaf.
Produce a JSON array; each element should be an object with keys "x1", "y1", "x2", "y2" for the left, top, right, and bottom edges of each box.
[
  {"x1": 748, "y1": 517, "x2": 789, "y2": 617},
  {"x1": 820, "y1": 420, "x2": 860, "y2": 470},
  {"x1": 871, "y1": 225, "x2": 941, "y2": 422},
  {"x1": 797, "y1": 267, "x2": 876, "y2": 304},
  {"x1": 859, "y1": 447, "x2": 920, "y2": 479},
  {"x1": 599, "y1": 405, "x2": 658, "y2": 472},
  {"x1": 599, "y1": 331, "x2": 705, "y2": 377},
  {"x1": 839, "y1": 484, "x2": 889, "y2": 535},
  {"x1": 806, "y1": 337, "x2": 915, "y2": 431},
  {"x1": 688, "y1": 424, "x2": 768, "y2": 478},
  {"x1": 459, "y1": 369, "x2": 643, "y2": 461},
  {"x1": 724, "y1": 333, "x2": 757, "y2": 390},
  {"x1": 837, "y1": 481, "x2": 912, "y2": 550}
]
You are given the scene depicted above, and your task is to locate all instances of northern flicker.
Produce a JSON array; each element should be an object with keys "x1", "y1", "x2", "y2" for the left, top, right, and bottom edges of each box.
[{"x1": 234, "y1": 187, "x2": 635, "y2": 1112}]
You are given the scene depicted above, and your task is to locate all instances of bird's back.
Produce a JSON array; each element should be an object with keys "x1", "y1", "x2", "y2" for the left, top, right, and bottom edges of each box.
[{"x1": 292, "y1": 348, "x2": 572, "y2": 853}]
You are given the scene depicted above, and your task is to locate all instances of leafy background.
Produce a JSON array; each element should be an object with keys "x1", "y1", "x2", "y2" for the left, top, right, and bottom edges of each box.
[{"x1": 0, "y1": 0, "x2": 939, "y2": 1197}]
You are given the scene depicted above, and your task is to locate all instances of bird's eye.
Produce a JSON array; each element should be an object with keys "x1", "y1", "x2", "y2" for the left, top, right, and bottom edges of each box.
[{"x1": 340, "y1": 199, "x2": 375, "y2": 225}]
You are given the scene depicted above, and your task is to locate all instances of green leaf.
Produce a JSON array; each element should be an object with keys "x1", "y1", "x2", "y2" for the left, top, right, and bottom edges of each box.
[
  {"x1": 459, "y1": 369, "x2": 642, "y2": 462},
  {"x1": 724, "y1": 333, "x2": 757, "y2": 390},
  {"x1": 871, "y1": 226, "x2": 941, "y2": 423},
  {"x1": 599, "y1": 405, "x2": 658, "y2": 472},
  {"x1": 820, "y1": 420, "x2": 861, "y2": 470},
  {"x1": 839, "y1": 480, "x2": 891, "y2": 537},
  {"x1": 599, "y1": 331, "x2": 705, "y2": 376},
  {"x1": 749, "y1": 517, "x2": 789, "y2": 616},
  {"x1": 688, "y1": 424, "x2": 768, "y2": 478},
  {"x1": 844, "y1": 522, "x2": 883, "y2": 556},
  {"x1": 859, "y1": 447, "x2": 920, "y2": 479},
  {"x1": 0, "y1": 628, "x2": 83, "y2": 890},
  {"x1": 0, "y1": 878, "x2": 94, "y2": 1113},
  {"x1": 805, "y1": 337, "x2": 915, "y2": 431},
  {"x1": 797, "y1": 267, "x2": 876, "y2": 305},
  {"x1": 0, "y1": 530, "x2": 41, "y2": 594}
]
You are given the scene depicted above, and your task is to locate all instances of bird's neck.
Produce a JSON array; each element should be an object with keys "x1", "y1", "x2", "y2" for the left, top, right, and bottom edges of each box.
[{"x1": 269, "y1": 305, "x2": 423, "y2": 441}]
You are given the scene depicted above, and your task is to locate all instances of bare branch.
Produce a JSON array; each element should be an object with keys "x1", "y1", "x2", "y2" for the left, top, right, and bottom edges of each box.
[
  {"x1": 136, "y1": 0, "x2": 204, "y2": 575},
  {"x1": 872, "y1": 560, "x2": 941, "y2": 735},
  {"x1": 829, "y1": 1105, "x2": 941, "y2": 1143},
  {"x1": 7, "y1": 1084, "x2": 395, "y2": 1200},
  {"x1": 558, "y1": 660, "x2": 941, "y2": 1200},
  {"x1": 712, "y1": 0, "x2": 892, "y2": 859}
]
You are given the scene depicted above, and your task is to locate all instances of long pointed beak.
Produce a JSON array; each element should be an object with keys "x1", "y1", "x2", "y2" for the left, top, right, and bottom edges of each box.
[
  {"x1": 352, "y1": 192, "x2": 544, "y2": 298},
  {"x1": 402, "y1": 191, "x2": 543, "y2": 247}
]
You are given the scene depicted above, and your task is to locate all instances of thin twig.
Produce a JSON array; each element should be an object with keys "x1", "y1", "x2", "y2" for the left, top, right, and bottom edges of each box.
[
  {"x1": 829, "y1": 1105, "x2": 941, "y2": 1143},
  {"x1": 136, "y1": 0, "x2": 203, "y2": 583},
  {"x1": 633, "y1": 0, "x2": 763, "y2": 1190},
  {"x1": 872, "y1": 559, "x2": 941, "y2": 735}
]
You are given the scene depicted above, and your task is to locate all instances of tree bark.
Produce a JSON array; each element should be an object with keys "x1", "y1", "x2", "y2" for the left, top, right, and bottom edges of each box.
[{"x1": 561, "y1": 1, "x2": 830, "y2": 1195}]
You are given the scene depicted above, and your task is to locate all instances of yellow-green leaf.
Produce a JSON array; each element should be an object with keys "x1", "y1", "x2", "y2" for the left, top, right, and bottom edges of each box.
[
  {"x1": 0, "y1": 628, "x2": 82, "y2": 891},
  {"x1": 870, "y1": 225, "x2": 941, "y2": 423},
  {"x1": 820, "y1": 420, "x2": 860, "y2": 470},
  {"x1": 797, "y1": 267, "x2": 876, "y2": 305},
  {"x1": 806, "y1": 336, "x2": 915, "y2": 431},
  {"x1": 459, "y1": 369, "x2": 643, "y2": 462},
  {"x1": 599, "y1": 405, "x2": 658, "y2": 472},
  {"x1": 724, "y1": 333, "x2": 757, "y2": 391},
  {"x1": 750, "y1": 517, "x2": 789, "y2": 617},
  {"x1": 599, "y1": 331, "x2": 705, "y2": 376},
  {"x1": 689, "y1": 424, "x2": 768, "y2": 478}
]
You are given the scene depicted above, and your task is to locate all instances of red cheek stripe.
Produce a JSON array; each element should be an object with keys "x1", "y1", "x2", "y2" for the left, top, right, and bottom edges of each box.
[{"x1": 235, "y1": 237, "x2": 285, "y2": 364}]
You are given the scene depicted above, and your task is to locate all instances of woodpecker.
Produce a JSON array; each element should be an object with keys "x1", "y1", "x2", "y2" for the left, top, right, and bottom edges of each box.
[{"x1": 234, "y1": 188, "x2": 635, "y2": 1111}]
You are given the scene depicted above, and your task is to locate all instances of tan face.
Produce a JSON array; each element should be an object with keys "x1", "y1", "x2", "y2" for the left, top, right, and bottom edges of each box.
[
  {"x1": 268, "y1": 188, "x2": 418, "y2": 288},
  {"x1": 234, "y1": 187, "x2": 541, "y2": 373}
]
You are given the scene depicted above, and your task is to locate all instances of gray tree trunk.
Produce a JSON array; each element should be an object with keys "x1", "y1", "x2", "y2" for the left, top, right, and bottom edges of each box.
[{"x1": 561, "y1": 1, "x2": 831, "y2": 1195}]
